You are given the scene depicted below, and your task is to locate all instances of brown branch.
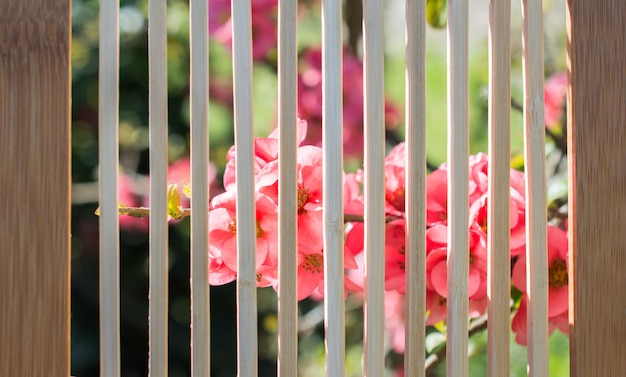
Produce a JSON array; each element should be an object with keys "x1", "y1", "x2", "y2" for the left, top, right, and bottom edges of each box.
[
  {"x1": 343, "y1": 214, "x2": 402, "y2": 224},
  {"x1": 95, "y1": 206, "x2": 191, "y2": 219}
]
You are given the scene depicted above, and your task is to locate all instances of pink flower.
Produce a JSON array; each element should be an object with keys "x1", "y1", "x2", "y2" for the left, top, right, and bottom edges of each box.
[
  {"x1": 343, "y1": 172, "x2": 364, "y2": 217},
  {"x1": 511, "y1": 225, "x2": 569, "y2": 344},
  {"x1": 295, "y1": 246, "x2": 358, "y2": 300},
  {"x1": 383, "y1": 220, "x2": 408, "y2": 293},
  {"x1": 426, "y1": 291, "x2": 448, "y2": 326},
  {"x1": 223, "y1": 119, "x2": 308, "y2": 191},
  {"x1": 222, "y1": 138, "x2": 278, "y2": 191},
  {"x1": 384, "y1": 143, "x2": 407, "y2": 214},
  {"x1": 254, "y1": 144, "x2": 325, "y2": 254},
  {"x1": 511, "y1": 296, "x2": 569, "y2": 346},
  {"x1": 296, "y1": 249, "x2": 325, "y2": 300},
  {"x1": 424, "y1": 226, "x2": 489, "y2": 320},
  {"x1": 544, "y1": 72, "x2": 567, "y2": 129},
  {"x1": 469, "y1": 192, "x2": 526, "y2": 256},
  {"x1": 208, "y1": 244, "x2": 237, "y2": 285},
  {"x1": 426, "y1": 168, "x2": 448, "y2": 225},
  {"x1": 384, "y1": 290, "x2": 406, "y2": 353},
  {"x1": 511, "y1": 225, "x2": 569, "y2": 317},
  {"x1": 208, "y1": 190, "x2": 279, "y2": 274}
]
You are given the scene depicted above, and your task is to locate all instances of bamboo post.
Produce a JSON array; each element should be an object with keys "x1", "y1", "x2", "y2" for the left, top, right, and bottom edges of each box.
[
  {"x1": 567, "y1": 1, "x2": 626, "y2": 376},
  {"x1": 0, "y1": 0, "x2": 71, "y2": 376}
]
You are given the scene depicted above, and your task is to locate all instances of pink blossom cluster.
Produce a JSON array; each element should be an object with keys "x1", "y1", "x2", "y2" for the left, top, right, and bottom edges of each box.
[
  {"x1": 207, "y1": 123, "x2": 569, "y2": 346},
  {"x1": 208, "y1": 120, "x2": 361, "y2": 298},
  {"x1": 297, "y1": 48, "x2": 401, "y2": 158},
  {"x1": 363, "y1": 145, "x2": 569, "y2": 351},
  {"x1": 209, "y1": 0, "x2": 278, "y2": 61}
]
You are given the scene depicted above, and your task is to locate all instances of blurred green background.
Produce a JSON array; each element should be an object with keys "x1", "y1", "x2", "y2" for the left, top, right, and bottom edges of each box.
[{"x1": 70, "y1": 0, "x2": 568, "y2": 375}]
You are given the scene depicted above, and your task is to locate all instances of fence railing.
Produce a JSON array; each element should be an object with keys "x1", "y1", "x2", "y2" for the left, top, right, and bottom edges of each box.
[
  {"x1": 96, "y1": 0, "x2": 549, "y2": 376},
  {"x1": 2, "y1": 0, "x2": 626, "y2": 376}
]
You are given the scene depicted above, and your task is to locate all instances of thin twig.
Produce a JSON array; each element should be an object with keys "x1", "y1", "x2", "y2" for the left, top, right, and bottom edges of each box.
[
  {"x1": 96, "y1": 206, "x2": 192, "y2": 219},
  {"x1": 424, "y1": 314, "x2": 490, "y2": 375}
]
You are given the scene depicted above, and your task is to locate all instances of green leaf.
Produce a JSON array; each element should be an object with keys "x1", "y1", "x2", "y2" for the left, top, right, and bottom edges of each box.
[
  {"x1": 427, "y1": 0, "x2": 447, "y2": 29},
  {"x1": 547, "y1": 175, "x2": 568, "y2": 204},
  {"x1": 167, "y1": 183, "x2": 185, "y2": 220},
  {"x1": 425, "y1": 331, "x2": 447, "y2": 353}
]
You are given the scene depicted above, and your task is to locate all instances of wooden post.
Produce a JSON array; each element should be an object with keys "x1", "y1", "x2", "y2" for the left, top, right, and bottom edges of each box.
[
  {"x1": 0, "y1": 1, "x2": 71, "y2": 376},
  {"x1": 567, "y1": 1, "x2": 626, "y2": 376}
]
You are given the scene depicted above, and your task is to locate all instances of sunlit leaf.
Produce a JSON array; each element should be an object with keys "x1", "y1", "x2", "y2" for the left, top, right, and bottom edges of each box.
[
  {"x1": 427, "y1": 0, "x2": 447, "y2": 29},
  {"x1": 425, "y1": 331, "x2": 447, "y2": 353},
  {"x1": 167, "y1": 183, "x2": 185, "y2": 220}
]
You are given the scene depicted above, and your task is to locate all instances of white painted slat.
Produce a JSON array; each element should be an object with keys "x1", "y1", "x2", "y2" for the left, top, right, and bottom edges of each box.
[
  {"x1": 277, "y1": 0, "x2": 298, "y2": 374},
  {"x1": 403, "y1": 0, "x2": 426, "y2": 375},
  {"x1": 189, "y1": 0, "x2": 210, "y2": 375},
  {"x1": 321, "y1": 0, "x2": 345, "y2": 374},
  {"x1": 521, "y1": 0, "x2": 549, "y2": 375},
  {"x1": 487, "y1": 0, "x2": 511, "y2": 376},
  {"x1": 362, "y1": 0, "x2": 386, "y2": 373},
  {"x1": 231, "y1": 0, "x2": 258, "y2": 374},
  {"x1": 446, "y1": 0, "x2": 470, "y2": 376},
  {"x1": 98, "y1": 1, "x2": 121, "y2": 376},
  {"x1": 148, "y1": 0, "x2": 169, "y2": 375}
]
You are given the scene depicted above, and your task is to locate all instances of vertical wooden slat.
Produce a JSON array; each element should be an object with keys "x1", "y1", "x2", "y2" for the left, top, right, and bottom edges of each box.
[
  {"x1": 321, "y1": 0, "x2": 345, "y2": 374},
  {"x1": 521, "y1": 0, "x2": 548, "y2": 375},
  {"x1": 0, "y1": 1, "x2": 71, "y2": 376},
  {"x1": 98, "y1": 0, "x2": 121, "y2": 376},
  {"x1": 403, "y1": 0, "x2": 427, "y2": 374},
  {"x1": 148, "y1": 0, "x2": 169, "y2": 375},
  {"x1": 231, "y1": 0, "x2": 258, "y2": 374},
  {"x1": 362, "y1": 0, "x2": 386, "y2": 373},
  {"x1": 487, "y1": 0, "x2": 511, "y2": 376},
  {"x1": 446, "y1": 0, "x2": 469, "y2": 376},
  {"x1": 567, "y1": 1, "x2": 626, "y2": 376},
  {"x1": 189, "y1": 0, "x2": 210, "y2": 375},
  {"x1": 277, "y1": 0, "x2": 299, "y2": 373}
]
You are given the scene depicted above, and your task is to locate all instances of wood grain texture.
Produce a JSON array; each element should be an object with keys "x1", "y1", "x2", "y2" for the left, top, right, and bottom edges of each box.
[
  {"x1": 98, "y1": 1, "x2": 121, "y2": 375},
  {"x1": 446, "y1": 0, "x2": 470, "y2": 375},
  {"x1": 487, "y1": 0, "x2": 511, "y2": 375},
  {"x1": 403, "y1": 0, "x2": 426, "y2": 375},
  {"x1": 277, "y1": 0, "x2": 299, "y2": 374},
  {"x1": 321, "y1": 0, "x2": 346, "y2": 374},
  {"x1": 231, "y1": 0, "x2": 258, "y2": 374},
  {"x1": 521, "y1": 0, "x2": 549, "y2": 375},
  {"x1": 148, "y1": 0, "x2": 170, "y2": 375},
  {"x1": 189, "y1": 0, "x2": 210, "y2": 375},
  {"x1": 0, "y1": 0, "x2": 71, "y2": 376},
  {"x1": 362, "y1": 0, "x2": 386, "y2": 374},
  {"x1": 567, "y1": 1, "x2": 626, "y2": 376}
]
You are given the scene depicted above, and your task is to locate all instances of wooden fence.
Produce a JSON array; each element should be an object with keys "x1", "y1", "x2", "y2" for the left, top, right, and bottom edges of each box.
[{"x1": 1, "y1": 0, "x2": 625, "y2": 376}]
